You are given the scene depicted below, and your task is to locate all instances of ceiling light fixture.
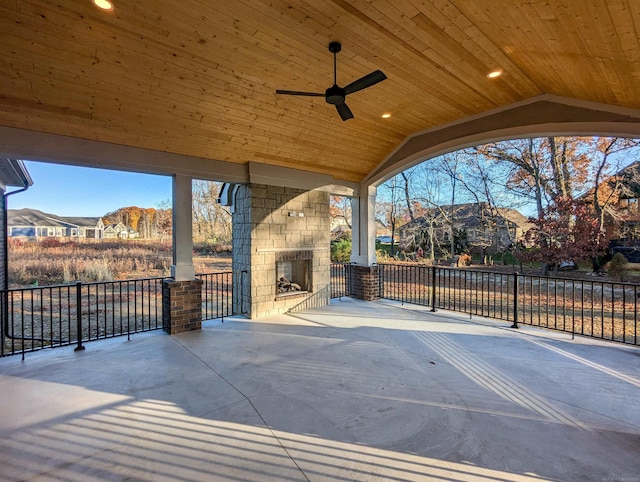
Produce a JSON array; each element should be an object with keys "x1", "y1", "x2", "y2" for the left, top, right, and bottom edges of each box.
[
  {"x1": 487, "y1": 69, "x2": 503, "y2": 79},
  {"x1": 92, "y1": 0, "x2": 114, "y2": 12},
  {"x1": 381, "y1": 113, "x2": 391, "y2": 119}
]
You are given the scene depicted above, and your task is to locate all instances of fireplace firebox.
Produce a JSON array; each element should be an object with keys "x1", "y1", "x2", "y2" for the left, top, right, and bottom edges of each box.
[{"x1": 275, "y1": 250, "x2": 312, "y2": 296}]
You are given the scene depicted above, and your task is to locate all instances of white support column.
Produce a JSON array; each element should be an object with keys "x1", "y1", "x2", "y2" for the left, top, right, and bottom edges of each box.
[
  {"x1": 171, "y1": 174, "x2": 195, "y2": 280},
  {"x1": 350, "y1": 185, "x2": 377, "y2": 266}
]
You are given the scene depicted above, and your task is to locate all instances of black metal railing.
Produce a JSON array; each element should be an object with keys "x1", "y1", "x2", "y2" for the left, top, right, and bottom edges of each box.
[
  {"x1": 1, "y1": 271, "x2": 236, "y2": 357},
  {"x1": 197, "y1": 271, "x2": 233, "y2": 321},
  {"x1": 1, "y1": 277, "x2": 165, "y2": 358},
  {"x1": 431, "y1": 267, "x2": 515, "y2": 322},
  {"x1": 518, "y1": 274, "x2": 638, "y2": 344},
  {"x1": 327, "y1": 262, "x2": 639, "y2": 346},
  {"x1": 330, "y1": 262, "x2": 352, "y2": 298}
]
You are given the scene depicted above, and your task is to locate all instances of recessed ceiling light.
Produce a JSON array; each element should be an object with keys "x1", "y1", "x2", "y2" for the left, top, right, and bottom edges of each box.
[
  {"x1": 92, "y1": 0, "x2": 114, "y2": 12},
  {"x1": 487, "y1": 69, "x2": 503, "y2": 79},
  {"x1": 381, "y1": 113, "x2": 392, "y2": 119}
]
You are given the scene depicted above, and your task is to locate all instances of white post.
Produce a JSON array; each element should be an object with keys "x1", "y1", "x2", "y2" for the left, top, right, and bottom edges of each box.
[
  {"x1": 350, "y1": 185, "x2": 377, "y2": 266},
  {"x1": 171, "y1": 174, "x2": 195, "y2": 280}
]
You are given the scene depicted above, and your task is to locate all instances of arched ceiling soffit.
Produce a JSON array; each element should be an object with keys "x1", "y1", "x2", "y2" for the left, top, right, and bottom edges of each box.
[{"x1": 365, "y1": 95, "x2": 640, "y2": 187}]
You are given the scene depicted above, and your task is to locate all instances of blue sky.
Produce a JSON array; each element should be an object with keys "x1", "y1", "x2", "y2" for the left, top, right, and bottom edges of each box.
[{"x1": 7, "y1": 161, "x2": 173, "y2": 217}]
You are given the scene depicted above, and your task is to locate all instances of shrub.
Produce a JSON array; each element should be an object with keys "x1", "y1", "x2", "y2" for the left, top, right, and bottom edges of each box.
[
  {"x1": 331, "y1": 239, "x2": 351, "y2": 262},
  {"x1": 458, "y1": 253, "x2": 472, "y2": 266},
  {"x1": 193, "y1": 242, "x2": 232, "y2": 255},
  {"x1": 40, "y1": 238, "x2": 63, "y2": 248},
  {"x1": 606, "y1": 253, "x2": 628, "y2": 281},
  {"x1": 376, "y1": 249, "x2": 392, "y2": 262},
  {"x1": 215, "y1": 244, "x2": 232, "y2": 254},
  {"x1": 82, "y1": 260, "x2": 114, "y2": 281}
]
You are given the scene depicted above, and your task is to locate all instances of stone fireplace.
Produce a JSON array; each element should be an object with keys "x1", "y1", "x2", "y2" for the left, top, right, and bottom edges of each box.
[{"x1": 231, "y1": 184, "x2": 330, "y2": 318}]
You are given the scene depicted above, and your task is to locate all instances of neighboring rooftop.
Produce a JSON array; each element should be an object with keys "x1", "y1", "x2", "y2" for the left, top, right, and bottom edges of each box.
[
  {"x1": 8, "y1": 208, "x2": 101, "y2": 228},
  {"x1": 0, "y1": 159, "x2": 32, "y2": 190}
]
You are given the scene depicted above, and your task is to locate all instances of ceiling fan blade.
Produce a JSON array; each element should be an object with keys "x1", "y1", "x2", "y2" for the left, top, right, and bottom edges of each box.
[
  {"x1": 343, "y1": 70, "x2": 387, "y2": 95},
  {"x1": 336, "y1": 103, "x2": 354, "y2": 121},
  {"x1": 275, "y1": 90, "x2": 324, "y2": 97}
]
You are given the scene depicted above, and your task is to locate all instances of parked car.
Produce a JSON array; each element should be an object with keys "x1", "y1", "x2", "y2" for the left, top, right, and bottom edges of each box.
[
  {"x1": 558, "y1": 260, "x2": 576, "y2": 270},
  {"x1": 376, "y1": 236, "x2": 394, "y2": 244}
]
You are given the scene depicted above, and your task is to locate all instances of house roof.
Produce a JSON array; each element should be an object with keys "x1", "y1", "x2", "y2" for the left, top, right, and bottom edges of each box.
[
  {"x1": 402, "y1": 203, "x2": 530, "y2": 231},
  {"x1": 60, "y1": 216, "x2": 102, "y2": 228},
  {"x1": 8, "y1": 209, "x2": 100, "y2": 228},
  {"x1": 579, "y1": 160, "x2": 640, "y2": 202},
  {"x1": 617, "y1": 161, "x2": 640, "y2": 198},
  {"x1": 1, "y1": 2, "x2": 640, "y2": 188},
  {"x1": 0, "y1": 159, "x2": 32, "y2": 190},
  {"x1": 8, "y1": 208, "x2": 68, "y2": 228}
]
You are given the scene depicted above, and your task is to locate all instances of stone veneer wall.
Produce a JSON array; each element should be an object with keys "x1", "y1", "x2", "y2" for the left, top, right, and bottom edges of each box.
[{"x1": 232, "y1": 184, "x2": 330, "y2": 319}]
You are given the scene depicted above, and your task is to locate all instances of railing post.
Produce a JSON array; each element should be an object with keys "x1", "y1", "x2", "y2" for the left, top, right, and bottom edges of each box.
[
  {"x1": 430, "y1": 265, "x2": 437, "y2": 312},
  {"x1": 74, "y1": 281, "x2": 85, "y2": 351},
  {"x1": 511, "y1": 272, "x2": 519, "y2": 329},
  {"x1": 221, "y1": 274, "x2": 225, "y2": 323}
]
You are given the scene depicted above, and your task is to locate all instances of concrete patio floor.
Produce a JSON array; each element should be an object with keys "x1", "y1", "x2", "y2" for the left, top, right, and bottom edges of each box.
[{"x1": 0, "y1": 298, "x2": 639, "y2": 482}]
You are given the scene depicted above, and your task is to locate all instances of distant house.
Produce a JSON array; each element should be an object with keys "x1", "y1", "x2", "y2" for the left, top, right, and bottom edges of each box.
[
  {"x1": 585, "y1": 161, "x2": 640, "y2": 262},
  {"x1": 59, "y1": 215, "x2": 105, "y2": 239},
  {"x1": 8, "y1": 209, "x2": 104, "y2": 239},
  {"x1": 103, "y1": 222, "x2": 137, "y2": 239},
  {"x1": 399, "y1": 202, "x2": 531, "y2": 255},
  {"x1": 7, "y1": 208, "x2": 137, "y2": 240},
  {"x1": 600, "y1": 161, "x2": 640, "y2": 243}
]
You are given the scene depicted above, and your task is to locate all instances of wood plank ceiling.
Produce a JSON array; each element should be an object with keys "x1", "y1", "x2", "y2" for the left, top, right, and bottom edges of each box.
[{"x1": 1, "y1": 0, "x2": 639, "y2": 184}]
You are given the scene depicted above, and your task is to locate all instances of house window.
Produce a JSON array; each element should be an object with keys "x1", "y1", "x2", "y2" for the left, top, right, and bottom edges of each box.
[{"x1": 620, "y1": 198, "x2": 639, "y2": 212}]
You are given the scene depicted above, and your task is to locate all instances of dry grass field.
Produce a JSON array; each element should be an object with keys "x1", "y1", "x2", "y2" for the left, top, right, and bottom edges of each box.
[{"x1": 8, "y1": 239, "x2": 232, "y2": 288}]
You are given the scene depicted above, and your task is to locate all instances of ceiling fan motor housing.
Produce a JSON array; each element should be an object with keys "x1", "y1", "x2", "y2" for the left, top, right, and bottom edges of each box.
[{"x1": 326, "y1": 85, "x2": 346, "y2": 105}]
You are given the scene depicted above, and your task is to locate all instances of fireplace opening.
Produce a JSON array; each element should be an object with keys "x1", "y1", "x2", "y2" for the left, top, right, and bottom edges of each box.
[{"x1": 276, "y1": 259, "x2": 310, "y2": 295}]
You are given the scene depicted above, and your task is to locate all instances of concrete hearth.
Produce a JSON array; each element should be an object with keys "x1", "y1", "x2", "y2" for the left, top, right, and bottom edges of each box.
[{"x1": 232, "y1": 184, "x2": 330, "y2": 318}]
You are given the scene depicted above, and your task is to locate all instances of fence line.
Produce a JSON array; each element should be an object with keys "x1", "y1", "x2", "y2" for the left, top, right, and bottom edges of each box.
[
  {"x1": 197, "y1": 272, "x2": 233, "y2": 321},
  {"x1": 330, "y1": 263, "x2": 351, "y2": 298},
  {"x1": 1, "y1": 271, "x2": 234, "y2": 358},
  {"x1": 1, "y1": 278, "x2": 165, "y2": 358},
  {"x1": 4, "y1": 265, "x2": 637, "y2": 357},
  {"x1": 331, "y1": 263, "x2": 639, "y2": 346}
]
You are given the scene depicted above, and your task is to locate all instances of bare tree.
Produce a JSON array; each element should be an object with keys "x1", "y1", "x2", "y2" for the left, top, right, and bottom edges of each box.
[
  {"x1": 330, "y1": 195, "x2": 352, "y2": 229},
  {"x1": 400, "y1": 169, "x2": 416, "y2": 223},
  {"x1": 476, "y1": 137, "x2": 592, "y2": 218},
  {"x1": 154, "y1": 200, "x2": 172, "y2": 242},
  {"x1": 377, "y1": 176, "x2": 407, "y2": 257},
  {"x1": 192, "y1": 180, "x2": 232, "y2": 244}
]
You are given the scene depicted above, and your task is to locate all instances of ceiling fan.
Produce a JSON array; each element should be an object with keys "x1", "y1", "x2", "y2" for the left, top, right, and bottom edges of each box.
[{"x1": 276, "y1": 42, "x2": 387, "y2": 121}]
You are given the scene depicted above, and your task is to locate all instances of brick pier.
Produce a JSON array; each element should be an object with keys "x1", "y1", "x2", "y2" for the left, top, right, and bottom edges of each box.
[
  {"x1": 350, "y1": 265, "x2": 380, "y2": 301},
  {"x1": 162, "y1": 279, "x2": 203, "y2": 334}
]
